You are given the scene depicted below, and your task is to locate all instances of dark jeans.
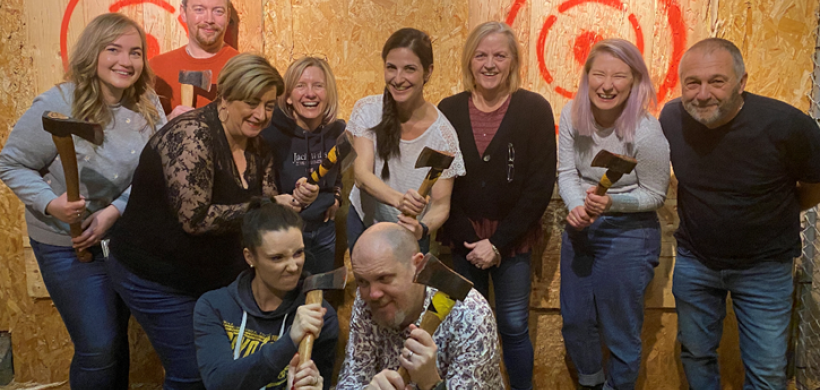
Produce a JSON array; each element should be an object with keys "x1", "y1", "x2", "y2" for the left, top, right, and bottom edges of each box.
[
  {"x1": 303, "y1": 220, "x2": 336, "y2": 275},
  {"x1": 106, "y1": 254, "x2": 204, "y2": 390},
  {"x1": 560, "y1": 212, "x2": 660, "y2": 390},
  {"x1": 346, "y1": 205, "x2": 430, "y2": 253},
  {"x1": 29, "y1": 239, "x2": 130, "y2": 390},
  {"x1": 673, "y1": 247, "x2": 792, "y2": 390},
  {"x1": 453, "y1": 251, "x2": 534, "y2": 390}
]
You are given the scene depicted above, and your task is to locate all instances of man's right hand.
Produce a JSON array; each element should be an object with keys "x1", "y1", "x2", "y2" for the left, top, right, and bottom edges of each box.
[
  {"x1": 46, "y1": 192, "x2": 86, "y2": 224},
  {"x1": 367, "y1": 369, "x2": 408, "y2": 390},
  {"x1": 167, "y1": 105, "x2": 194, "y2": 121}
]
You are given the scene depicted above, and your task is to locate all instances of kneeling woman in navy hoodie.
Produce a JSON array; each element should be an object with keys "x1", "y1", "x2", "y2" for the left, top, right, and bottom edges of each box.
[
  {"x1": 261, "y1": 57, "x2": 346, "y2": 276},
  {"x1": 193, "y1": 199, "x2": 339, "y2": 390}
]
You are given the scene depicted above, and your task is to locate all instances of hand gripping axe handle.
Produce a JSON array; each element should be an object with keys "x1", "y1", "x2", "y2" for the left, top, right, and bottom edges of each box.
[
  {"x1": 297, "y1": 266, "x2": 347, "y2": 366},
  {"x1": 404, "y1": 147, "x2": 455, "y2": 218},
  {"x1": 397, "y1": 253, "x2": 473, "y2": 385},
  {"x1": 41, "y1": 111, "x2": 104, "y2": 262}
]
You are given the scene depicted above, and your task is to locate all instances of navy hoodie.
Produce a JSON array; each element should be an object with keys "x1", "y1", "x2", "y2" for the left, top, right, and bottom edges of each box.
[
  {"x1": 261, "y1": 108, "x2": 346, "y2": 232},
  {"x1": 194, "y1": 269, "x2": 338, "y2": 390}
]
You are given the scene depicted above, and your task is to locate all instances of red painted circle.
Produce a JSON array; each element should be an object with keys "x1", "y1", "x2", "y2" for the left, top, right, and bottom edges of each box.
[
  {"x1": 508, "y1": 0, "x2": 686, "y2": 102},
  {"x1": 60, "y1": 0, "x2": 181, "y2": 71}
]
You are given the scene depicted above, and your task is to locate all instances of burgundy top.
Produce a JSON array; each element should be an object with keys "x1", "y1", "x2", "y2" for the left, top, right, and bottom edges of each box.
[{"x1": 469, "y1": 95, "x2": 511, "y2": 155}]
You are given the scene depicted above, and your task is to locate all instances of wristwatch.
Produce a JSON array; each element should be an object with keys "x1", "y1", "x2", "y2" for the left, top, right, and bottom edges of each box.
[{"x1": 431, "y1": 379, "x2": 446, "y2": 390}]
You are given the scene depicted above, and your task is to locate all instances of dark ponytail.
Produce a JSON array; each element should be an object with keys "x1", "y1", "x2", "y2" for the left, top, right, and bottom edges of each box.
[
  {"x1": 372, "y1": 28, "x2": 434, "y2": 179},
  {"x1": 242, "y1": 197, "x2": 304, "y2": 251}
]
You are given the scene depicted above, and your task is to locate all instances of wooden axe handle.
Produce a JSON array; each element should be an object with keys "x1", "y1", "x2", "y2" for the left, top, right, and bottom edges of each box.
[
  {"x1": 308, "y1": 145, "x2": 339, "y2": 185},
  {"x1": 51, "y1": 135, "x2": 92, "y2": 262},
  {"x1": 416, "y1": 168, "x2": 443, "y2": 199},
  {"x1": 594, "y1": 171, "x2": 620, "y2": 196},
  {"x1": 397, "y1": 310, "x2": 442, "y2": 385},
  {"x1": 297, "y1": 289, "x2": 324, "y2": 366},
  {"x1": 181, "y1": 84, "x2": 194, "y2": 108}
]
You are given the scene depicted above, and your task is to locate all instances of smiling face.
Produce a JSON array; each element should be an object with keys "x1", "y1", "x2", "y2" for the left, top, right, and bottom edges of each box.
[
  {"x1": 587, "y1": 52, "x2": 634, "y2": 126},
  {"x1": 287, "y1": 66, "x2": 328, "y2": 131},
  {"x1": 384, "y1": 47, "x2": 430, "y2": 106},
  {"x1": 244, "y1": 227, "x2": 305, "y2": 297},
  {"x1": 471, "y1": 33, "x2": 512, "y2": 95},
  {"x1": 181, "y1": 0, "x2": 229, "y2": 53},
  {"x1": 679, "y1": 48, "x2": 747, "y2": 129},
  {"x1": 97, "y1": 27, "x2": 144, "y2": 105},
  {"x1": 222, "y1": 87, "x2": 278, "y2": 140}
]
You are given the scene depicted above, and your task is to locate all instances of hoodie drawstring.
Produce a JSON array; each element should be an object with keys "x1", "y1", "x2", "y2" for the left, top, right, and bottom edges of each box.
[{"x1": 233, "y1": 311, "x2": 289, "y2": 390}]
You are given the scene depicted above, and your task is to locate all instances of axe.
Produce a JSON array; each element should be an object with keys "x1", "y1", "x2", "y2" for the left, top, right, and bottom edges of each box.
[
  {"x1": 404, "y1": 147, "x2": 454, "y2": 218},
  {"x1": 397, "y1": 253, "x2": 473, "y2": 385},
  {"x1": 591, "y1": 149, "x2": 637, "y2": 196},
  {"x1": 306, "y1": 131, "x2": 356, "y2": 185},
  {"x1": 297, "y1": 266, "x2": 347, "y2": 366},
  {"x1": 178, "y1": 70, "x2": 212, "y2": 107},
  {"x1": 41, "y1": 111, "x2": 104, "y2": 262}
]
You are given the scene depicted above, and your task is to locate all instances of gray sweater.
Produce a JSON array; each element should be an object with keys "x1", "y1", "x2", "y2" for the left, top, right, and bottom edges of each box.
[
  {"x1": 0, "y1": 83, "x2": 166, "y2": 246},
  {"x1": 557, "y1": 101, "x2": 670, "y2": 213}
]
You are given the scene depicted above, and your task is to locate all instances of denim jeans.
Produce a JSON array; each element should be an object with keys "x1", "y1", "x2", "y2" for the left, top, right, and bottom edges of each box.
[
  {"x1": 560, "y1": 212, "x2": 660, "y2": 390},
  {"x1": 672, "y1": 247, "x2": 792, "y2": 390},
  {"x1": 106, "y1": 254, "x2": 204, "y2": 390},
  {"x1": 29, "y1": 239, "x2": 130, "y2": 390},
  {"x1": 346, "y1": 205, "x2": 430, "y2": 254},
  {"x1": 453, "y1": 251, "x2": 533, "y2": 390},
  {"x1": 303, "y1": 220, "x2": 336, "y2": 275}
]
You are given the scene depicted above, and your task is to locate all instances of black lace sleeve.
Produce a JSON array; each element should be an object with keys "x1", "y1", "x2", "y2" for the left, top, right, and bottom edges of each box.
[{"x1": 154, "y1": 113, "x2": 275, "y2": 235}]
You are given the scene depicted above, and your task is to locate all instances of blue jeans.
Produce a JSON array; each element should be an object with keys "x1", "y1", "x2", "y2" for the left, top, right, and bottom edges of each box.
[
  {"x1": 106, "y1": 254, "x2": 204, "y2": 390},
  {"x1": 453, "y1": 251, "x2": 533, "y2": 390},
  {"x1": 303, "y1": 220, "x2": 336, "y2": 275},
  {"x1": 346, "y1": 205, "x2": 430, "y2": 254},
  {"x1": 29, "y1": 239, "x2": 130, "y2": 390},
  {"x1": 560, "y1": 212, "x2": 660, "y2": 390},
  {"x1": 673, "y1": 247, "x2": 792, "y2": 390}
]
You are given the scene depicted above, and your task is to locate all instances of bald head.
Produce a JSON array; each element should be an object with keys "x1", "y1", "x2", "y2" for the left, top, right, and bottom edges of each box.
[{"x1": 352, "y1": 222, "x2": 420, "y2": 267}]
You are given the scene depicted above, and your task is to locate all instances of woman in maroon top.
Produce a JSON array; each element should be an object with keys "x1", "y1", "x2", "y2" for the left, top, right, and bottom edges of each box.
[{"x1": 438, "y1": 22, "x2": 556, "y2": 390}]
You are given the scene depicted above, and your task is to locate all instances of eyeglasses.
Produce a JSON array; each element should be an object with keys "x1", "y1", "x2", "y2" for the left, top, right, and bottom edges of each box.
[{"x1": 507, "y1": 143, "x2": 515, "y2": 183}]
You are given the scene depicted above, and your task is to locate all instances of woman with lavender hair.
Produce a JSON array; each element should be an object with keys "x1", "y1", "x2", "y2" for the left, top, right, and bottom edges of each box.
[{"x1": 558, "y1": 38, "x2": 670, "y2": 390}]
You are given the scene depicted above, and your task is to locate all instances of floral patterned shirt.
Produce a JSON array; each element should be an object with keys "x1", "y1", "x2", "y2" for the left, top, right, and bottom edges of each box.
[{"x1": 336, "y1": 287, "x2": 503, "y2": 389}]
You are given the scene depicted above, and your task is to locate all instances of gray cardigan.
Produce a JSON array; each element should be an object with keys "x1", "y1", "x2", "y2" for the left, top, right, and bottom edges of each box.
[
  {"x1": 0, "y1": 83, "x2": 166, "y2": 246},
  {"x1": 557, "y1": 101, "x2": 670, "y2": 213}
]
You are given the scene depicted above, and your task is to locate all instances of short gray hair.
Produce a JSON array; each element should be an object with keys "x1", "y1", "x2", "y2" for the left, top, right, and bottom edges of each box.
[{"x1": 681, "y1": 38, "x2": 745, "y2": 79}]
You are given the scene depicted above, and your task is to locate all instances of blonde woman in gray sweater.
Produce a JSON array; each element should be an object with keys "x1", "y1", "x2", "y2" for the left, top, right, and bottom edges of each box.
[{"x1": 0, "y1": 13, "x2": 164, "y2": 389}]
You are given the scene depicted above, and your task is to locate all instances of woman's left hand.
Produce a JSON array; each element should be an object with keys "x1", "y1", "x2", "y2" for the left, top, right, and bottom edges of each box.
[
  {"x1": 289, "y1": 354, "x2": 323, "y2": 390},
  {"x1": 464, "y1": 239, "x2": 499, "y2": 270},
  {"x1": 72, "y1": 205, "x2": 120, "y2": 251},
  {"x1": 397, "y1": 214, "x2": 424, "y2": 240},
  {"x1": 294, "y1": 177, "x2": 320, "y2": 206},
  {"x1": 584, "y1": 186, "x2": 612, "y2": 216}
]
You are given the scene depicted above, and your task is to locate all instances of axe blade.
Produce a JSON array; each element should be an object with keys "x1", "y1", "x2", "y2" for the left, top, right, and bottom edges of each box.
[
  {"x1": 178, "y1": 70, "x2": 213, "y2": 91},
  {"x1": 591, "y1": 149, "x2": 637, "y2": 174},
  {"x1": 42, "y1": 111, "x2": 104, "y2": 145},
  {"x1": 414, "y1": 147, "x2": 454, "y2": 170},
  {"x1": 414, "y1": 253, "x2": 473, "y2": 301},
  {"x1": 302, "y1": 266, "x2": 348, "y2": 294}
]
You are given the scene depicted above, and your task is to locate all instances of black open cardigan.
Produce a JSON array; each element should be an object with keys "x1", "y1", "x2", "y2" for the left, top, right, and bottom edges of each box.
[{"x1": 437, "y1": 89, "x2": 556, "y2": 256}]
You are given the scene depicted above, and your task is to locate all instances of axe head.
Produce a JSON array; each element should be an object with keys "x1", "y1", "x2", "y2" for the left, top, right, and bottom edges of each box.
[
  {"x1": 591, "y1": 149, "x2": 637, "y2": 174},
  {"x1": 302, "y1": 266, "x2": 348, "y2": 294},
  {"x1": 336, "y1": 131, "x2": 357, "y2": 173},
  {"x1": 414, "y1": 254, "x2": 473, "y2": 301},
  {"x1": 414, "y1": 147, "x2": 454, "y2": 170},
  {"x1": 42, "y1": 111, "x2": 104, "y2": 145},
  {"x1": 178, "y1": 70, "x2": 213, "y2": 91}
]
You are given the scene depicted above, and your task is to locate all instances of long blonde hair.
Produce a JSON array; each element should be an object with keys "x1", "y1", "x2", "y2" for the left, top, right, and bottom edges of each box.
[{"x1": 65, "y1": 13, "x2": 160, "y2": 130}]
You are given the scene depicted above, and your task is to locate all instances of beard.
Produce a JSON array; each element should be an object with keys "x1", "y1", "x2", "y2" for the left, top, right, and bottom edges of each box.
[
  {"x1": 192, "y1": 24, "x2": 224, "y2": 49},
  {"x1": 684, "y1": 83, "x2": 743, "y2": 127},
  {"x1": 371, "y1": 303, "x2": 409, "y2": 330}
]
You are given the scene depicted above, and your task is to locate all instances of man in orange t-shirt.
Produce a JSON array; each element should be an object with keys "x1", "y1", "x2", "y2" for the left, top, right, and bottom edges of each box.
[{"x1": 150, "y1": 0, "x2": 239, "y2": 120}]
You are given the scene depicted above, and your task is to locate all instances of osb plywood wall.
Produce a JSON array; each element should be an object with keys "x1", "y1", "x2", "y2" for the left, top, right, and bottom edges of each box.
[{"x1": 0, "y1": 0, "x2": 817, "y2": 388}]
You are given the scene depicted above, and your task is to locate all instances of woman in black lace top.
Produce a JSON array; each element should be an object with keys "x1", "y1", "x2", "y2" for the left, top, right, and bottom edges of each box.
[{"x1": 107, "y1": 53, "x2": 318, "y2": 390}]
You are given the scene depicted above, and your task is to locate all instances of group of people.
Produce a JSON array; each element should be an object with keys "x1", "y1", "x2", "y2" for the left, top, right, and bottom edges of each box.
[{"x1": 1, "y1": 0, "x2": 819, "y2": 389}]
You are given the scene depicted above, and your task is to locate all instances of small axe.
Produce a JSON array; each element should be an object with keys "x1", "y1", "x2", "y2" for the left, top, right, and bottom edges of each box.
[
  {"x1": 297, "y1": 266, "x2": 348, "y2": 366},
  {"x1": 178, "y1": 70, "x2": 213, "y2": 108},
  {"x1": 397, "y1": 253, "x2": 473, "y2": 385},
  {"x1": 306, "y1": 131, "x2": 356, "y2": 185},
  {"x1": 404, "y1": 147, "x2": 454, "y2": 217},
  {"x1": 591, "y1": 149, "x2": 637, "y2": 196},
  {"x1": 41, "y1": 111, "x2": 104, "y2": 262}
]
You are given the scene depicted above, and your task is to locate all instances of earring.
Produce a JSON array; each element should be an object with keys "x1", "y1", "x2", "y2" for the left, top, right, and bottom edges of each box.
[{"x1": 218, "y1": 106, "x2": 229, "y2": 122}]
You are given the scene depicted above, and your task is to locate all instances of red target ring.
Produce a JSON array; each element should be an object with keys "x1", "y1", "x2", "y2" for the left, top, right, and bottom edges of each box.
[{"x1": 507, "y1": 0, "x2": 686, "y2": 102}]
